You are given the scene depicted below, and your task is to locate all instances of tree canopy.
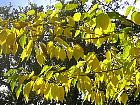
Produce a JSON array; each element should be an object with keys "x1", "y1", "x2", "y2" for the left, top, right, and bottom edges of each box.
[{"x1": 1, "y1": 0, "x2": 140, "y2": 104}]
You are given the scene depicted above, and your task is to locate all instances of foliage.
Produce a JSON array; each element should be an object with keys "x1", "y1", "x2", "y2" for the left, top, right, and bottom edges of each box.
[{"x1": 1, "y1": 0, "x2": 140, "y2": 104}]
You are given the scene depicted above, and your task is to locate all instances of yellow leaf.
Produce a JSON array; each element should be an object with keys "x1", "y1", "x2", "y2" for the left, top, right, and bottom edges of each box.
[
  {"x1": 54, "y1": 37, "x2": 69, "y2": 47},
  {"x1": 64, "y1": 28, "x2": 72, "y2": 38},
  {"x1": 44, "y1": 83, "x2": 51, "y2": 98},
  {"x1": 136, "y1": 72, "x2": 140, "y2": 86},
  {"x1": 39, "y1": 42, "x2": 47, "y2": 56},
  {"x1": 66, "y1": 47, "x2": 73, "y2": 60},
  {"x1": 73, "y1": 44, "x2": 84, "y2": 61},
  {"x1": 59, "y1": 48, "x2": 66, "y2": 61},
  {"x1": 36, "y1": 47, "x2": 45, "y2": 66},
  {"x1": 73, "y1": 12, "x2": 81, "y2": 22},
  {"x1": 105, "y1": 50, "x2": 111, "y2": 61},
  {"x1": 23, "y1": 81, "x2": 34, "y2": 102},
  {"x1": 18, "y1": 75, "x2": 28, "y2": 85},
  {"x1": 0, "y1": 30, "x2": 8, "y2": 45},
  {"x1": 95, "y1": 27, "x2": 103, "y2": 36},
  {"x1": 1, "y1": 42, "x2": 10, "y2": 54},
  {"x1": 74, "y1": 30, "x2": 80, "y2": 37},
  {"x1": 95, "y1": 92, "x2": 100, "y2": 105},
  {"x1": 27, "y1": 9, "x2": 35, "y2": 15},
  {"x1": 51, "y1": 84, "x2": 59, "y2": 101},
  {"x1": 33, "y1": 78, "x2": 44, "y2": 92},
  {"x1": 11, "y1": 42, "x2": 18, "y2": 55},
  {"x1": 111, "y1": 74, "x2": 119, "y2": 86},
  {"x1": 58, "y1": 86, "x2": 65, "y2": 102},
  {"x1": 67, "y1": 16, "x2": 75, "y2": 26},
  {"x1": 119, "y1": 92, "x2": 128, "y2": 105},
  {"x1": 6, "y1": 33, "x2": 16, "y2": 45},
  {"x1": 20, "y1": 40, "x2": 33, "y2": 61},
  {"x1": 28, "y1": 71, "x2": 34, "y2": 79},
  {"x1": 54, "y1": 46, "x2": 60, "y2": 60},
  {"x1": 104, "y1": 0, "x2": 111, "y2": 4},
  {"x1": 47, "y1": 41, "x2": 54, "y2": 56}
]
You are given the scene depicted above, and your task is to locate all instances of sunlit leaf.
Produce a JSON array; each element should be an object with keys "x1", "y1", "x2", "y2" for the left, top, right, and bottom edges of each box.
[
  {"x1": 73, "y1": 12, "x2": 81, "y2": 22},
  {"x1": 65, "y1": 4, "x2": 78, "y2": 11},
  {"x1": 27, "y1": 9, "x2": 35, "y2": 15}
]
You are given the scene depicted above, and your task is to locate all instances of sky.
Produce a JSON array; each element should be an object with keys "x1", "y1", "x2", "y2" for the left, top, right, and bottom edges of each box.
[
  {"x1": 0, "y1": 0, "x2": 139, "y2": 15},
  {"x1": 0, "y1": 0, "x2": 56, "y2": 8}
]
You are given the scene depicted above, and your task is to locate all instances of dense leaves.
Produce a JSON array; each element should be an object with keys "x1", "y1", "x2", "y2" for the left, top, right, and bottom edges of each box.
[{"x1": 2, "y1": 0, "x2": 140, "y2": 104}]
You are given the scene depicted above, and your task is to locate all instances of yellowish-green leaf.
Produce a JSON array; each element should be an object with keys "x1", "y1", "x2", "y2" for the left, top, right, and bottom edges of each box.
[
  {"x1": 74, "y1": 30, "x2": 80, "y2": 37},
  {"x1": 104, "y1": 0, "x2": 111, "y2": 4},
  {"x1": 28, "y1": 71, "x2": 34, "y2": 79},
  {"x1": 20, "y1": 13, "x2": 27, "y2": 21},
  {"x1": 81, "y1": 0, "x2": 88, "y2": 4},
  {"x1": 125, "y1": 6, "x2": 133, "y2": 16},
  {"x1": 16, "y1": 84, "x2": 22, "y2": 99},
  {"x1": 39, "y1": 65, "x2": 52, "y2": 76},
  {"x1": 88, "y1": 4, "x2": 98, "y2": 14},
  {"x1": 55, "y1": 2, "x2": 62, "y2": 10},
  {"x1": 19, "y1": 34, "x2": 26, "y2": 49},
  {"x1": 133, "y1": 12, "x2": 140, "y2": 25}
]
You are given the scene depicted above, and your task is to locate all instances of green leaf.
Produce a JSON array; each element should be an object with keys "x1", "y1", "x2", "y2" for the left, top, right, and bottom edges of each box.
[
  {"x1": 55, "y1": 2, "x2": 63, "y2": 10},
  {"x1": 27, "y1": 9, "x2": 35, "y2": 15},
  {"x1": 73, "y1": 12, "x2": 81, "y2": 22},
  {"x1": 16, "y1": 84, "x2": 22, "y2": 99},
  {"x1": 65, "y1": 4, "x2": 78, "y2": 11},
  {"x1": 72, "y1": 79, "x2": 77, "y2": 87}
]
